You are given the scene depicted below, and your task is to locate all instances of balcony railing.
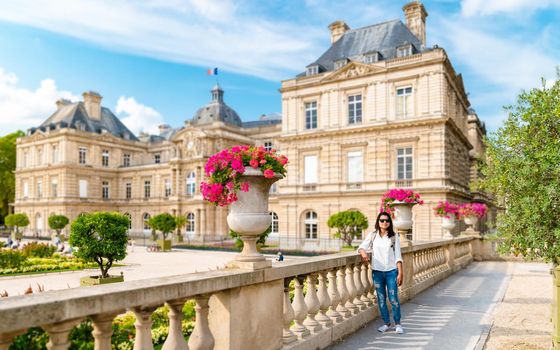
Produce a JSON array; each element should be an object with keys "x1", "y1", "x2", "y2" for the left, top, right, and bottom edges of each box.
[{"x1": 0, "y1": 237, "x2": 475, "y2": 350}]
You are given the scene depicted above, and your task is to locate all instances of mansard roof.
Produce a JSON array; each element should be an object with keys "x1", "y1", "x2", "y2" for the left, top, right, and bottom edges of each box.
[
  {"x1": 242, "y1": 113, "x2": 282, "y2": 128},
  {"x1": 31, "y1": 102, "x2": 139, "y2": 141},
  {"x1": 300, "y1": 19, "x2": 426, "y2": 76}
]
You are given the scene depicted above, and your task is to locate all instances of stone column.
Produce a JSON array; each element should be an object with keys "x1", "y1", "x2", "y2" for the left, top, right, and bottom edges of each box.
[
  {"x1": 291, "y1": 276, "x2": 310, "y2": 339},
  {"x1": 345, "y1": 265, "x2": 358, "y2": 315},
  {"x1": 303, "y1": 274, "x2": 322, "y2": 333},
  {"x1": 92, "y1": 312, "x2": 120, "y2": 350},
  {"x1": 44, "y1": 318, "x2": 83, "y2": 350},
  {"x1": 336, "y1": 268, "x2": 350, "y2": 318},
  {"x1": 188, "y1": 295, "x2": 214, "y2": 350},
  {"x1": 162, "y1": 299, "x2": 188, "y2": 350},
  {"x1": 316, "y1": 271, "x2": 333, "y2": 327},
  {"x1": 132, "y1": 306, "x2": 158, "y2": 350},
  {"x1": 283, "y1": 278, "x2": 297, "y2": 344},
  {"x1": 326, "y1": 270, "x2": 342, "y2": 323}
]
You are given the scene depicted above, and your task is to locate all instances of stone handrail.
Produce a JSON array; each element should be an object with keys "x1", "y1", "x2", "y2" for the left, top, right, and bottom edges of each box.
[{"x1": 0, "y1": 236, "x2": 475, "y2": 350}]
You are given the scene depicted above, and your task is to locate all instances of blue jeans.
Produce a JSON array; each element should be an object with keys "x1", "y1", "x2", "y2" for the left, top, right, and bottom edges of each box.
[{"x1": 373, "y1": 269, "x2": 401, "y2": 324}]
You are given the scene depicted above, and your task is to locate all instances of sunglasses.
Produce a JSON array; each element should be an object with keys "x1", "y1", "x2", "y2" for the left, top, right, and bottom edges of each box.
[{"x1": 379, "y1": 219, "x2": 390, "y2": 223}]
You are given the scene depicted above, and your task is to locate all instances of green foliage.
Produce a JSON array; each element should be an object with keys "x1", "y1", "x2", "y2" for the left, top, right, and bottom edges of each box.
[
  {"x1": 174, "y1": 215, "x2": 187, "y2": 236},
  {"x1": 0, "y1": 254, "x2": 98, "y2": 276},
  {"x1": 5, "y1": 213, "x2": 30, "y2": 235},
  {"x1": 229, "y1": 225, "x2": 271, "y2": 250},
  {"x1": 0, "y1": 249, "x2": 26, "y2": 269},
  {"x1": 327, "y1": 210, "x2": 369, "y2": 246},
  {"x1": 48, "y1": 215, "x2": 69, "y2": 236},
  {"x1": 0, "y1": 130, "x2": 24, "y2": 224},
  {"x1": 21, "y1": 242, "x2": 56, "y2": 258},
  {"x1": 147, "y1": 213, "x2": 177, "y2": 240},
  {"x1": 477, "y1": 73, "x2": 560, "y2": 265},
  {"x1": 70, "y1": 212, "x2": 129, "y2": 278}
]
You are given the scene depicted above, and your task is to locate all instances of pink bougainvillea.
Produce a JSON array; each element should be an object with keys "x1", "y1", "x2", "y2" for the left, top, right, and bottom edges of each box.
[
  {"x1": 433, "y1": 201, "x2": 460, "y2": 219},
  {"x1": 458, "y1": 203, "x2": 487, "y2": 218},
  {"x1": 201, "y1": 145, "x2": 288, "y2": 206},
  {"x1": 379, "y1": 188, "x2": 424, "y2": 214}
]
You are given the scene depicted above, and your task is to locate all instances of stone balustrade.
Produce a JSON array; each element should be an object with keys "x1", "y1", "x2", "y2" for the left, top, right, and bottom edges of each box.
[{"x1": 0, "y1": 236, "x2": 475, "y2": 350}]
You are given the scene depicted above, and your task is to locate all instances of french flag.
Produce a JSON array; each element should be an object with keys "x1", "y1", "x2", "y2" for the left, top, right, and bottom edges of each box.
[{"x1": 207, "y1": 68, "x2": 218, "y2": 75}]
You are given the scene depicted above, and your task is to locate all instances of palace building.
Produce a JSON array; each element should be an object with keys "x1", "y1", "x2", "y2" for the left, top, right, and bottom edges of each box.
[{"x1": 13, "y1": 1, "x2": 491, "y2": 249}]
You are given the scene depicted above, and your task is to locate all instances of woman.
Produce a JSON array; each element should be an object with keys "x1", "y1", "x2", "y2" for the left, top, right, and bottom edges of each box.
[{"x1": 358, "y1": 211, "x2": 404, "y2": 334}]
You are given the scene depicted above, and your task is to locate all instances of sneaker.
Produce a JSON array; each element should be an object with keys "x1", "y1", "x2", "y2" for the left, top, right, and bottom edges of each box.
[
  {"x1": 395, "y1": 324, "x2": 404, "y2": 334},
  {"x1": 377, "y1": 324, "x2": 390, "y2": 333}
]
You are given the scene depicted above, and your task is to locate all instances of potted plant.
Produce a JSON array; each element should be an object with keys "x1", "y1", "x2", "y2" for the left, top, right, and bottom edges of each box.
[
  {"x1": 201, "y1": 145, "x2": 287, "y2": 267},
  {"x1": 458, "y1": 203, "x2": 487, "y2": 235},
  {"x1": 380, "y1": 188, "x2": 424, "y2": 232},
  {"x1": 70, "y1": 212, "x2": 129, "y2": 286},
  {"x1": 4, "y1": 213, "x2": 29, "y2": 240},
  {"x1": 433, "y1": 201, "x2": 460, "y2": 238},
  {"x1": 48, "y1": 214, "x2": 69, "y2": 242},
  {"x1": 147, "y1": 213, "x2": 176, "y2": 251},
  {"x1": 174, "y1": 215, "x2": 187, "y2": 243},
  {"x1": 327, "y1": 210, "x2": 369, "y2": 247}
]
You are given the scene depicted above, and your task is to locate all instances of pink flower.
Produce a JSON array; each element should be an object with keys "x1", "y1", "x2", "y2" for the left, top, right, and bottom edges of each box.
[
  {"x1": 263, "y1": 169, "x2": 275, "y2": 178},
  {"x1": 249, "y1": 159, "x2": 259, "y2": 168},
  {"x1": 259, "y1": 159, "x2": 267, "y2": 164},
  {"x1": 240, "y1": 182, "x2": 249, "y2": 192}
]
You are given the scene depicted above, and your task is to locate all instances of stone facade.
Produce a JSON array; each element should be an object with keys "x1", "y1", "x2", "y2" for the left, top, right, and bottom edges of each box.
[{"x1": 13, "y1": 1, "x2": 491, "y2": 248}]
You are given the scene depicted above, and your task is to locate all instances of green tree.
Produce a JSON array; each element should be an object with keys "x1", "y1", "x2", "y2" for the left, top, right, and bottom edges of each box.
[
  {"x1": 327, "y1": 210, "x2": 369, "y2": 246},
  {"x1": 69, "y1": 212, "x2": 129, "y2": 278},
  {"x1": 0, "y1": 130, "x2": 24, "y2": 223},
  {"x1": 5, "y1": 213, "x2": 29, "y2": 238},
  {"x1": 478, "y1": 74, "x2": 560, "y2": 265},
  {"x1": 48, "y1": 214, "x2": 69, "y2": 238},
  {"x1": 147, "y1": 213, "x2": 177, "y2": 240},
  {"x1": 174, "y1": 215, "x2": 187, "y2": 238}
]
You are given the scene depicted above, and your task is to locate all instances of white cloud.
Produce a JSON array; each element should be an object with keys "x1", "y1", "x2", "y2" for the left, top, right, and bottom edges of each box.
[
  {"x1": 115, "y1": 96, "x2": 164, "y2": 135},
  {"x1": 461, "y1": 0, "x2": 558, "y2": 16},
  {"x1": 0, "y1": 67, "x2": 79, "y2": 134}
]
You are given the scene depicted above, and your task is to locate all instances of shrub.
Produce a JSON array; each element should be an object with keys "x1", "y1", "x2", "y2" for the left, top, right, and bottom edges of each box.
[
  {"x1": 327, "y1": 210, "x2": 369, "y2": 246},
  {"x1": 147, "y1": 213, "x2": 176, "y2": 241},
  {"x1": 22, "y1": 242, "x2": 56, "y2": 258},
  {"x1": 0, "y1": 249, "x2": 26, "y2": 268},
  {"x1": 4, "y1": 213, "x2": 29, "y2": 238},
  {"x1": 48, "y1": 214, "x2": 69, "y2": 238}
]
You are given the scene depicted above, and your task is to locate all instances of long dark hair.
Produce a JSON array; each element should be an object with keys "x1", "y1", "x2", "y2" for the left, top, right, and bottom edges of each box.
[{"x1": 375, "y1": 211, "x2": 396, "y2": 238}]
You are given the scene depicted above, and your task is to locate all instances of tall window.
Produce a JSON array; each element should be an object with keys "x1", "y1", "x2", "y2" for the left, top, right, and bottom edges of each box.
[
  {"x1": 79, "y1": 147, "x2": 87, "y2": 165},
  {"x1": 396, "y1": 87, "x2": 413, "y2": 118},
  {"x1": 144, "y1": 181, "x2": 151, "y2": 198},
  {"x1": 164, "y1": 179, "x2": 172, "y2": 197},
  {"x1": 51, "y1": 178, "x2": 58, "y2": 198},
  {"x1": 143, "y1": 213, "x2": 151, "y2": 231},
  {"x1": 186, "y1": 213, "x2": 195, "y2": 234},
  {"x1": 154, "y1": 154, "x2": 161, "y2": 164},
  {"x1": 348, "y1": 94, "x2": 362, "y2": 124},
  {"x1": 123, "y1": 153, "x2": 131, "y2": 167},
  {"x1": 126, "y1": 182, "x2": 132, "y2": 199},
  {"x1": 347, "y1": 151, "x2": 363, "y2": 183},
  {"x1": 305, "y1": 101, "x2": 317, "y2": 129},
  {"x1": 102, "y1": 150, "x2": 109, "y2": 167},
  {"x1": 397, "y1": 147, "x2": 413, "y2": 180},
  {"x1": 36, "y1": 180, "x2": 42, "y2": 198},
  {"x1": 186, "y1": 172, "x2": 196, "y2": 195},
  {"x1": 304, "y1": 155, "x2": 318, "y2": 184},
  {"x1": 23, "y1": 181, "x2": 29, "y2": 198},
  {"x1": 270, "y1": 212, "x2": 279, "y2": 234},
  {"x1": 264, "y1": 141, "x2": 273, "y2": 151},
  {"x1": 52, "y1": 145, "x2": 58, "y2": 164},
  {"x1": 79, "y1": 179, "x2": 88, "y2": 198},
  {"x1": 304, "y1": 211, "x2": 318, "y2": 239},
  {"x1": 102, "y1": 181, "x2": 109, "y2": 199}
]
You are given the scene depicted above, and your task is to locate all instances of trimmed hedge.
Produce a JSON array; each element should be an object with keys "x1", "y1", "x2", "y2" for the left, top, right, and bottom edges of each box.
[{"x1": 0, "y1": 253, "x2": 97, "y2": 275}]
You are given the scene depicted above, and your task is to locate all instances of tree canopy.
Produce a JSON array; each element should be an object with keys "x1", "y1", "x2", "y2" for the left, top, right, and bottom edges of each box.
[
  {"x1": 48, "y1": 215, "x2": 69, "y2": 236},
  {"x1": 69, "y1": 212, "x2": 129, "y2": 278},
  {"x1": 0, "y1": 130, "x2": 24, "y2": 223},
  {"x1": 147, "y1": 213, "x2": 177, "y2": 240},
  {"x1": 5, "y1": 213, "x2": 29, "y2": 234},
  {"x1": 478, "y1": 74, "x2": 560, "y2": 265},
  {"x1": 327, "y1": 210, "x2": 369, "y2": 246}
]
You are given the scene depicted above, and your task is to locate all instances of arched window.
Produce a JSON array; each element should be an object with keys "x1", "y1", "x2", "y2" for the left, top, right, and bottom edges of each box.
[
  {"x1": 185, "y1": 212, "x2": 195, "y2": 233},
  {"x1": 186, "y1": 171, "x2": 196, "y2": 195},
  {"x1": 270, "y1": 212, "x2": 279, "y2": 234},
  {"x1": 124, "y1": 213, "x2": 132, "y2": 230},
  {"x1": 304, "y1": 211, "x2": 318, "y2": 239},
  {"x1": 143, "y1": 213, "x2": 151, "y2": 231}
]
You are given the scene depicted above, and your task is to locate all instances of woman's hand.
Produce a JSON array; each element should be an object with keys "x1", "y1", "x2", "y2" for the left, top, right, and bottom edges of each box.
[
  {"x1": 397, "y1": 271, "x2": 403, "y2": 286},
  {"x1": 358, "y1": 249, "x2": 369, "y2": 263}
]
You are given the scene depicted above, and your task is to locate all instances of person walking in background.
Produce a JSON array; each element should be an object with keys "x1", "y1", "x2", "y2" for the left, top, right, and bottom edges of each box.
[{"x1": 357, "y1": 211, "x2": 404, "y2": 334}]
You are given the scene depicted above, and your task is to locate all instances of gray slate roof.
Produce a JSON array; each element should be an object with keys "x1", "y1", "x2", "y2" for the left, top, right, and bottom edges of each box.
[
  {"x1": 192, "y1": 85, "x2": 242, "y2": 127},
  {"x1": 301, "y1": 19, "x2": 425, "y2": 76},
  {"x1": 31, "y1": 102, "x2": 139, "y2": 141},
  {"x1": 242, "y1": 113, "x2": 282, "y2": 128}
]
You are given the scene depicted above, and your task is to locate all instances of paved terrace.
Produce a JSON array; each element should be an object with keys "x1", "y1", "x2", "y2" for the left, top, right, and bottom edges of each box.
[{"x1": 0, "y1": 237, "x2": 552, "y2": 350}]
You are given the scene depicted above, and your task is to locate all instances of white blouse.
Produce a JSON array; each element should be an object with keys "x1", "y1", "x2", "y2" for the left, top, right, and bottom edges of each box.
[{"x1": 357, "y1": 231, "x2": 403, "y2": 272}]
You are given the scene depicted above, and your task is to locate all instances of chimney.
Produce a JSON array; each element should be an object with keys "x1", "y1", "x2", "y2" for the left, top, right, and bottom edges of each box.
[
  {"x1": 158, "y1": 124, "x2": 171, "y2": 135},
  {"x1": 55, "y1": 98, "x2": 71, "y2": 110},
  {"x1": 82, "y1": 91, "x2": 102, "y2": 120},
  {"x1": 403, "y1": 1, "x2": 428, "y2": 47},
  {"x1": 328, "y1": 21, "x2": 350, "y2": 44}
]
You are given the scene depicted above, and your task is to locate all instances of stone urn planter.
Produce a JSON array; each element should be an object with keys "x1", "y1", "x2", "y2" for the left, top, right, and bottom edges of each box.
[
  {"x1": 227, "y1": 168, "x2": 282, "y2": 269},
  {"x1": 441, "y1": 216, "x2": 457, "y2": 238},
  {"x1": 80, "y1": 272, "x2": 124, "y2": 286},
  {"x1": 391, "y1": 201, "x2": 416, "y2": 243},
  {"x1": 463, "y1": 216, "x2": 479, "y2": 236}
]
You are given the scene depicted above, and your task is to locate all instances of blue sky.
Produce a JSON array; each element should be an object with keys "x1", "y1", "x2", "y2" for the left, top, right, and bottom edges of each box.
[{"x1": 0, "y1": 0, "x2": 558, "y2": 136}]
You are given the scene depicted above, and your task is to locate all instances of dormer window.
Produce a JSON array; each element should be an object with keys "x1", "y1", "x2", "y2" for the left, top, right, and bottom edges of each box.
[
  {"x1": 334, "y1": 58, "x2": 348, "y2": 70},
  {"x1": 306, "y1": 65, "x2": 319, "y2": 76},
  {"x1": 397, "y1": 44, "x2": 413, "y2": 57},
  {"x1": 364, "y1": 52, "x2": 379, "y2": 64}
]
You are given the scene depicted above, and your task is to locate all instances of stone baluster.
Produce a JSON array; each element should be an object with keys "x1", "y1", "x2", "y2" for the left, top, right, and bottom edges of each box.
[
  {"x1": 92, "y1": 312, "x2": 121, "y2": 350},
  {"x1": 162, "y1": 299, "x2": 188, "y2": 350},
  {"x1": 315, "y1": 271, "x2": 333, "y2": 328},
  {"x1": 303, "y1": 273, "x2": 322, "y2": 333},
  {"x1": 412, "y1": 252, "x2": 419, "y2": 283},
  {"x1": 326, "y1": 270, "x2": 343, "y2": 323},
  {"x1": 360, "y1": 264, "x2": 372, "y2": 307},
  {"x1": 44, "y1": 318, "x2": 83, "y2": 350},
  {"x1": 283, "y1": 278, "x2": 297, "y2": 344},
  {"x1": 188, "y1": 295, "x2": 214, "y2": 350},
  {"x1": 421, "y1": 250, "x2": 428, "y2": 280},
  {"x1": 0, "y1": 331, "x2": 25, "y2": 350},
  {"x1": 291, "y1": 276, "x2": 310, "y2": 339},
  {"x1": 133, "y1": 306, "x2": 158, "y2": 350},
  {"x1": 353, "y1": 264, "x2": 366, "y2": 310},
  {"x1": 336, "y1": 267, "x2": 351, "y2": 318},
  {"x1": 367, "y1": 263, "x2": 376, "y2": 303},
  {"x1": 345, "y1": 265, "x2": 358, "y2": 315}
]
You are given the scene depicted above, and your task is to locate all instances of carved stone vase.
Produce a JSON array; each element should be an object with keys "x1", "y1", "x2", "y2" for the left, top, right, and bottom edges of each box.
[
  {"x1": 391, "y1": 201, "x2": 416, "y2": 243},
  {"x1": 441, "y1": 216, "x2": 457, "y2": 238}
]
